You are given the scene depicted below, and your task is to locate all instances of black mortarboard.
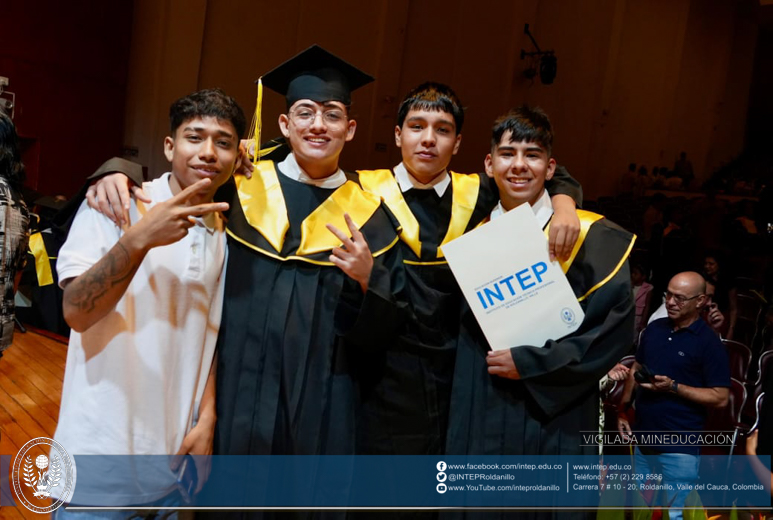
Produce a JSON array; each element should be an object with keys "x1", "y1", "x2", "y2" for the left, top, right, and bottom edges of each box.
[
  {"x1": 260, "y1": 45, "x2": 374, "y2": 107},
  {"x1": 248, "y1": 45, "x2": 374, "y2": 165}
]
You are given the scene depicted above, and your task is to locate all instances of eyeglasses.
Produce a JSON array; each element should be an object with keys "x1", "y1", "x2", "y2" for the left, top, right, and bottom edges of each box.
[
  {"x1": 663, "y1": 291, "x2": 702, "y2": 306},
  {"x1": 289, "y1": 107, "x2": 347, "y2": 127}
]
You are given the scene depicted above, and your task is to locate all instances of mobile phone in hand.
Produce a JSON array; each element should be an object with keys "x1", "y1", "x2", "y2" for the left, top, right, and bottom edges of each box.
[
  {"x1": 634, "y1": 364, "x2": 656, "y2": 384},
  {"x1": 176, "y1": 455, "x2": 198, "y2": 504}
]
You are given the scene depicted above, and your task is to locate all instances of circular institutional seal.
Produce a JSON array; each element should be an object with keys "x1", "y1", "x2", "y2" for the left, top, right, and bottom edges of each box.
[
  {"x1": 12, "y1": 437, "x2": 75, "y2": 513},
  {"x1": 560, "y1": 307, "x2": 577, "y2": 325}
]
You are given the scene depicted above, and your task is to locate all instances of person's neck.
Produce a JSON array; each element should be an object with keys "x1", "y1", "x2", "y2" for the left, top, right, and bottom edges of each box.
[
  {"x1": 501, "y1": 190, "x2": 544, "y2": 212},
  {"x1": 671, "y1": 314, "x2": 699, "y2": 331},
  {"x1": 404, "y1": 163, "x2": 447, "y2": 185},
  {"x1": 168, "y1": 174, "x2": 181, "y2": 195},
  {"x1": 501, "y1": 200, "x2": 526, "y2": 212},
  {"x1": 296, "y1": 155, "x2": 339, "y2": 180}
]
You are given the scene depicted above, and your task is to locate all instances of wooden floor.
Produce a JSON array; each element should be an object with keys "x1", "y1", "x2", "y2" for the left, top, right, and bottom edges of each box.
[{"x1": 0, "y1": 327, "x2": 67, "y2": 519}]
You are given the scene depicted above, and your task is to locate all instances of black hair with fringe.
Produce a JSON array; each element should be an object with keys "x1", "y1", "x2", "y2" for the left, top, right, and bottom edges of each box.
[
  {"x1": 170, "y1": 88, "x2": 247, "y2": 141},
  {"x1": 396, "y1": 82, "x2": 465, "y2": 134},
  {"x1": 0, "y1": 109, "x2": 25, "y2": 187},
  {"x1": 491, "y1": 105, "x2": 553, "y2": 156}
]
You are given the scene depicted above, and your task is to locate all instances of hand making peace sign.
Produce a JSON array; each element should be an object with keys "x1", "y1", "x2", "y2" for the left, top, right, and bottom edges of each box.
[
  {"x1": 126, "y1": 178, "x2": 229, "y2": 252},
  {"x1": 326, "y1": 213, "x2": 374, "y2": 293}
]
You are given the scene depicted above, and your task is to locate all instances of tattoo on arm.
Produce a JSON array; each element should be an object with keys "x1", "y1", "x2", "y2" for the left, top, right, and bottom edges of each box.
[{"x1": 66, "y1": 242, "x2": 139, "y2": 312}]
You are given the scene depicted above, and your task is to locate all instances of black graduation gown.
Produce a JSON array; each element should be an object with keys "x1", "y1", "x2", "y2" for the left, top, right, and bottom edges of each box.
[
  {"x1": 445, "y1": 212, "x2": 635, "y2": 519},
  {"x1": 354, "y1": 168, "x2": 582, "y2": 456},
  {"x1": 448, "y1": 212, "x2": 635, "y2": 453},
  {"x1": 213, "y1": 160, "x2": 404, "y2": 456}
]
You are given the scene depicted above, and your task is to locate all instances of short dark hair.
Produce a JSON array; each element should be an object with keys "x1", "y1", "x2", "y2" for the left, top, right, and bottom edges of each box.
[
  {"x1": 0, "y1": 109, "x2": 25, "y2": 187},
  {"x1": 396, "y1": 82, "x2": 465, "y2": 134},
  {"x1": 169, "y1": 88, "x2": 246, "y2": 142},
  {"x1": 491, "y1": 105, "x2": 553, "y2": 156}
]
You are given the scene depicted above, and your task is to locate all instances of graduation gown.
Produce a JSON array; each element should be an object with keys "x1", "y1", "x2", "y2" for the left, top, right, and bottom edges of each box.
[
  {"x1": 447, "y1": 211, "x2": 635, "y2": 457},
  {"x1": 353, "y1": 167, "x2": 582, "y2": 455},
  {"x1": 214, "y1": 160, "x2": 404, "y2": 456}
]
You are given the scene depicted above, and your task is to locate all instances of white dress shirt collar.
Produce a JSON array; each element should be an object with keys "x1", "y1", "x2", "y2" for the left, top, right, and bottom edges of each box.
[
  {"x1": 393, "y1": 162, "x2": 451, "y2": 197},
  {"x1": 489, "y1": 189, "x2": 554, "y2": 229},
  {"x1": 277, "y1": 153, "x2": 348, "y2": 189}
]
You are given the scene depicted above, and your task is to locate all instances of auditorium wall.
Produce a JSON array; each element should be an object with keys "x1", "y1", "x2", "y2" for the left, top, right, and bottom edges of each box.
[
  {"x1": 0, "y1": 2, "x2": 133, "y2": 197},
  {"x1": 119, "y1": 0, "x2": 759, "y2": 199}
]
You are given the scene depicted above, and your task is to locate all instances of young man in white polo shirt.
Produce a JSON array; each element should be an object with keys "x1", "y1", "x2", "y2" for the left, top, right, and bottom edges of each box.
[{"x1": 53, "y1": 88, "x2": 244, "y2": 512}]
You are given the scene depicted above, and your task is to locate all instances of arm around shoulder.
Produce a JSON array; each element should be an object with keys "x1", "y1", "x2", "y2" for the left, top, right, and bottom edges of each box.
[
  {"x1": 87, "y1": 157, "x2": 144, "y2": 186},
  {"x1": 86, "y1": 158, "x2": 148, "y2": 226},
  {"x1": 546, "y1": 165, "x2": 583, "y2": 207}
]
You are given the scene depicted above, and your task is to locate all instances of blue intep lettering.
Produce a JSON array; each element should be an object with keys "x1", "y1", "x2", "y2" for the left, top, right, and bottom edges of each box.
[
  {"x1": 532, "y1": 261, "x2": 548, "y2": 283},
  {"x1": 515, "y1": 268, "x2": 535, "y2": 290},
  {"x1": 483, "y1": 284, "x2": 505, "y2": 307},
  {"x1": 477, "y1": 262, "x2": 550, "y2": 310},
  {"x1": 500, "y1": 275, "x2": 517, "y2": 296},
  {"x1": 477, "y1": 290, "x2": 488, "y2": 310}
]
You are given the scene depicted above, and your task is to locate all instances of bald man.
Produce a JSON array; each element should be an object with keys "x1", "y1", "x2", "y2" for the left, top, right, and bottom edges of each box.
[{"x1": 618, "y1": 271, "x2": 730, "y2": 520}]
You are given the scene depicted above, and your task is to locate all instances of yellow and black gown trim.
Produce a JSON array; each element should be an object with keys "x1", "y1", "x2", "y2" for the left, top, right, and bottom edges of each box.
[
  {"x1": 544, "y1": 209, "x2": 636, "y2": 302},
  {"x1": 358, "y1": 169, "x2": 487, "y2": 264},
  {"x1": 437, "y1": 172, "x2": 480, "y2": 258},
  {"x1": 225, "y1": 161, "x2": 400, "y2": 265},
  {"x1": 447, "y1": 210, "x2": 637, "y2": 456}
]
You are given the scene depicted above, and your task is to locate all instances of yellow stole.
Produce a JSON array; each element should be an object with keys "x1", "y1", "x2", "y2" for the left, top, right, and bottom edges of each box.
[
  {"x1": 543, "y1": 209, "x2": 636, "y2": 301},
  {"x1": 358, "y1": 169, "x2": 480, "y2": 260},
  {"x1": 233, "y1": 161, "x2": 382, "y2": 258}
]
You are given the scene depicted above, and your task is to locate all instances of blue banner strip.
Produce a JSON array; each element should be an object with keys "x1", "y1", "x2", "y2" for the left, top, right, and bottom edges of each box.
[{"x1": 3, "y1": 455, "x2": 770, "y2": 509}]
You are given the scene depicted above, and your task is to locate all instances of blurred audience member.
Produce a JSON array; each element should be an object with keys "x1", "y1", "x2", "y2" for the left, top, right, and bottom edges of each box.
[
  {"x1": 703, "y1": 252, "x2": 737, "y2": 340},
  {"x1": 632, "y1": 262, "x2": 654, "y2": 342},
  {"x1": 664, "y1": 171, "x2": 683, "y2": 190},
  {"x1": 620, "y1": 162, "x2": 637, "y2": 194},
  {"x1": 735, "y1": 200, "x2": 758, "y2": 235},
  {"x1": 691, "y1": 190, "x2": 724, "y2": 252},
  {"x1": 0, "y1": 109, "x2": 30, "y2": 359},
  {"x1": 642, "y1": 193, "x2": 666, "y2": 242},
  {"x1": 633, "y1": 166, "x2": 651, "y2": 198},
  {"x1": 673, "y1": 152, "x2": 694, "y2": 189}
]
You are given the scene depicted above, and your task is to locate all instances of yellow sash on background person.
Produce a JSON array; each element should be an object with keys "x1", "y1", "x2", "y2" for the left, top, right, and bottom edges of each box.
[{"x1": 28, "y1": 232, "x2": 54, "y2": 287}]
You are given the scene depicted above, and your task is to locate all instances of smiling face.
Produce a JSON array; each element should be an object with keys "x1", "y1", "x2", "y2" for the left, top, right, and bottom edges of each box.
[
  {"x1": 164, "y1": 115, "x2": 240, "y2": 203},
  {"x1": 278, "y1": 99, "x2": 356, "y2": 179},
  {"x1": 664, "y1": 273, "x2": 706, "y2": 324},
  {"x1": 485, "y1": 131, "x2": 556, "y2": 211},
  {"x1": 395, "y1": 108, "x2": 461, "y2": 184}
]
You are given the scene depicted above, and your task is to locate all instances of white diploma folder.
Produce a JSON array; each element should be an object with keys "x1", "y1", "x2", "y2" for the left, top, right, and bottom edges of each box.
[{"x1": 441, "y1": 203, "x2": 584, "y2": 351}]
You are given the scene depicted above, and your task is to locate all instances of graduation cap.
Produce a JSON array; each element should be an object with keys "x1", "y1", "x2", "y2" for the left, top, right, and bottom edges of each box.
[
  {"x1": 262, "y1": 44, "x2": 374, "y2": 107},
  {"x1": 249, "y1": 45, "x2": 374, "y2": 163}
]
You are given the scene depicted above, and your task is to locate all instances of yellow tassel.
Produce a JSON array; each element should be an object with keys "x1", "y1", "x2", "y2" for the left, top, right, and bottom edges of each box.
[{"x1": 249, "y1": 77, "x2": 263, "y2": 166}]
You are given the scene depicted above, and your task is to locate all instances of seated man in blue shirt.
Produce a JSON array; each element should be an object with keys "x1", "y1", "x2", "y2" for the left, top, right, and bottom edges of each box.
[{"x1": 617, "y1": 271, "x2": 730, "y2": 520}]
